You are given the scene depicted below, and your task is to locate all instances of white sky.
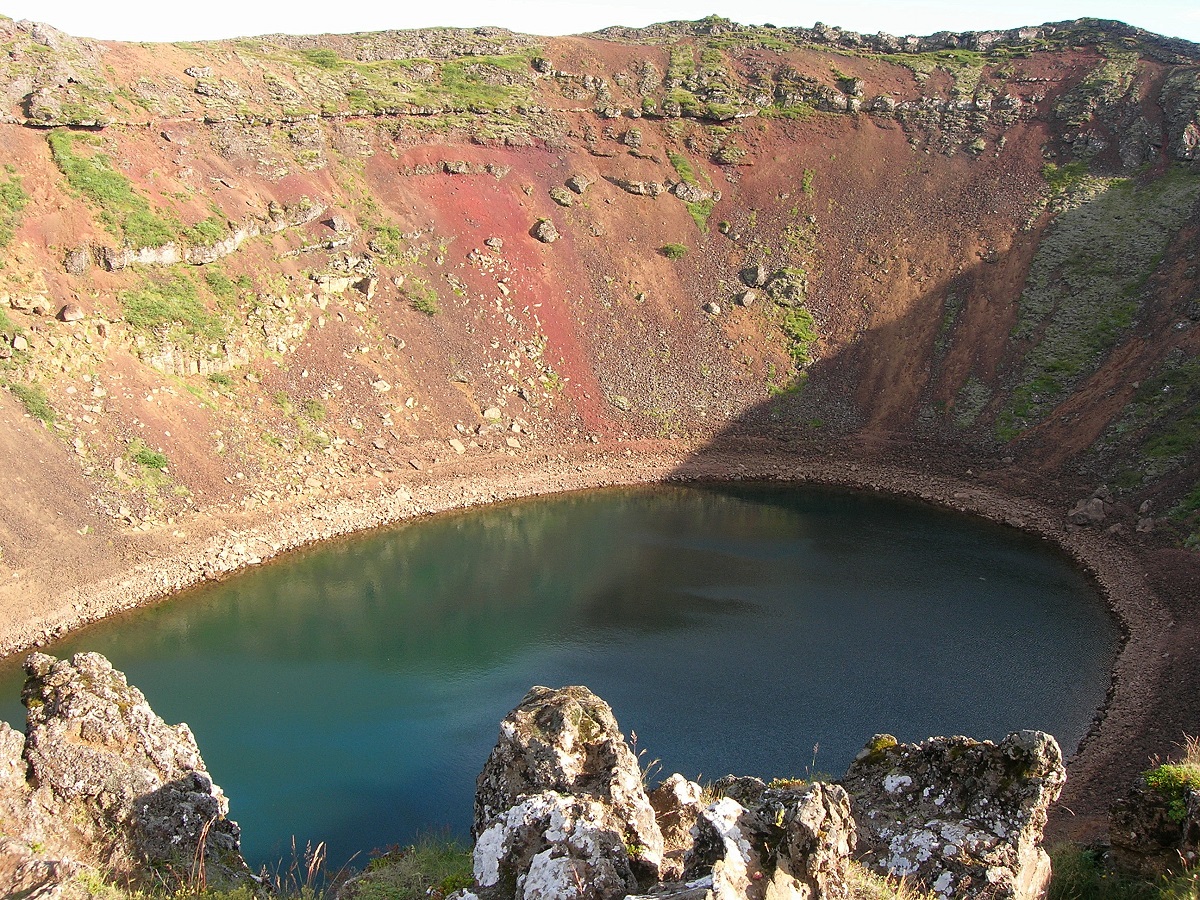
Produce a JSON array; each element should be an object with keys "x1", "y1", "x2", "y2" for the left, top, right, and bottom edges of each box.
[{"x1": 2, "y1": 0, "x2": 1198, "y2": 45}]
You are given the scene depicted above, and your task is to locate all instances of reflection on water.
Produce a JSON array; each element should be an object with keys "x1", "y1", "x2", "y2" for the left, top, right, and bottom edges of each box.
[{"x1": 0, "y1": 484, "x2": 1116, "y2": 868}]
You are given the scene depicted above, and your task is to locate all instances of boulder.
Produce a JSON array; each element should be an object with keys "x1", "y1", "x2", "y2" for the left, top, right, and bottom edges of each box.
[
  {"x1": 473, "y1": 685, "x2": 663, "y2": 881},
  {"x1": 1110, "y1": 776, "x2": 1200, "y2": 877},
  {"x1": 606, "y1": 177, "x2": 665, "y2": 197},
  {"x1": 19, "y1": 652, "x2": 256, "y2": 890},
  {"x1": 841, "y1": 731, "x2": 1064, "y2": 900},
  {"x1": 671, "y1": 182, "x2": 712, "y2": 204},
  {"x1": 1066, "y1": 497, "x2": 1107, "y2": 526},
  {"x1": 531, "y1": 220, "x2": 560, "y2": 244},
  {"x1": 566, "y1": 175, "x2": 592, "y2": 194},
  {"x1": 765, "y1": 270, "x2": 807, "y2": 306},
  {"x1": 63, "y1": 247, "x2": 91, "y2": 276},
  {"x1": 58, "y1": 304, "x2": 85, "y2": 323}
]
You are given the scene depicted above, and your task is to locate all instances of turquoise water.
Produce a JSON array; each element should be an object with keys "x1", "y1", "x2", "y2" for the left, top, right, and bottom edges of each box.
[{"x1": 0, "y1": 484, "x2": 1116, "y2": 869}]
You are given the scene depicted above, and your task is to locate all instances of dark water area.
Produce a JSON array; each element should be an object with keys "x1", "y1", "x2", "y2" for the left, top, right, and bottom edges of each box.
[{"x1": 0, "y1": 484, "x2": 1117, "y2": 869}]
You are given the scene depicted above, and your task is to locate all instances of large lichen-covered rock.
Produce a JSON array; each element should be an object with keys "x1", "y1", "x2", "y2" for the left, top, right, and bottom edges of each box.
[
  {"x1": 19, "y1": 652, "x2": 255, "y2": 889},
  {"x1": 679, "y1": 782, "x2": 856, "y2": 900},
  {"x1": 1109, "y1": 775, "x2": 1200, "y2": 876},
  {"x1": 470, "y1": 791, "x2": 640, "y2": 900},
  {"x1": 842, "y1": 731, "x2": 1064, "y2": 900},
  {"x1": 473, "y1": 685, "x2": 663, "y2": 881}
]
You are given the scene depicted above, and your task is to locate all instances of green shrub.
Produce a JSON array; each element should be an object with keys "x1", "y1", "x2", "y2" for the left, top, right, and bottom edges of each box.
[
  {"x1": 660, "y1": 243, "x2": 689, "y2": 260},
  {"x1": 1144, "y1": 756, "x2": 1200, "y2": 823},
  {"x1": 8, "y1": 382, "x2": 55, "y2": 423},
  {"x1": 132, "y1": 446, "x2": 168, "y2": 469}
]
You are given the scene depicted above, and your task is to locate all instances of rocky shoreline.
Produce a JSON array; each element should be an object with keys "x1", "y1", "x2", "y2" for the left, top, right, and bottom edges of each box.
[{"x1": 0, "y1": 439, "x2": 1178, "y2": 843}]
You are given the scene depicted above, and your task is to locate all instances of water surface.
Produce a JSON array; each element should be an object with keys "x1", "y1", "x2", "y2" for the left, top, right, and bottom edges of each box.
[{"x1": 0, "y1": 484, "x2": 1116, "y2": 868}]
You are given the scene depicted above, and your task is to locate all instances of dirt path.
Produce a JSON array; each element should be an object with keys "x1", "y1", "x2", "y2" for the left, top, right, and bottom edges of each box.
[{"x1": 0, "y1": 438, "x2": 1190, "y2": 843}]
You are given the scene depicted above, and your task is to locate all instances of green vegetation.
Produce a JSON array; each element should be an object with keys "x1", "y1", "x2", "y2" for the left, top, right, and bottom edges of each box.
[
  {"x1": 801, "y1": 169, "x2": 815, "y2": 195},
  {"x1": 687, "y1": 198, "x2": 716, "y2": 232},
  {"x1": 204, "y1": 268, "x2": 252, "y2": 303},
  {"x1": 997, "y1": 168, "x2": 1200, "y2": 440},
  {"x1": 182, "y1": 215, "x2": 228, "y2": 247},
  {"x1": 120, "y1": 274, "x2": 228, "y2": 346},
  {"x1": 1047, "y1": 842, "x2": 1200, "y2": 900},
  {"x1": 660, "y1": 243, "x2": 689, "y2": 260},
  {"x1": 406, "y1": 278, "x2": 440, "y2": 315},
  {"x1": 48, "y1": 131, "x2": 177, "y2": 248},
  {"x1": 132, "y1": 445, "x2": 169, "y2": 470},
  {"x1": 349, "y1": 835, "x2": 473, "y2": 900},
  {"x1": 1042, "y1": 161, "x2": 1091, "y2": 194},
  {"x1": 7, "y1": 382, "x2": 55, "y2": 423},
  {"x1": 781, "y1": 307, "x2": 818, "y2": 365},
  {"x1": 0, "y1": 169, "x2": 29, "y2": 247},
  {"x1": 301, "y1": 48, "x2": 342, "y2": 69},
  {"x1": 668, "y1": 150, "x2": 697, "y2": 185}
]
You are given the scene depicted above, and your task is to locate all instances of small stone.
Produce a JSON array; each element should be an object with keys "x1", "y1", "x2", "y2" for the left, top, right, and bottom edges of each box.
[
  {"x1": 549, "y1": 186, "x2": 574, "y2": 207},
  {"x1": 612, "y1": 395, "x2": 633, "y2": 411},
  {"x1": 566, "y1": 175, "x2": 591, "y2": 194},
  {"x1": 703, "y1": 302, "x2": 721, "y2": 315},
  {"x1": 448, "y1": 438, "x2": 466, "y2": 455},
  {"x1": 371, "y1": 380, "x2": 392, "y2": 393},
  {"x1": 482, "y1": 407, "x2": 503, "y2": 421},
  {"x1": 11, "y1": 334, "x2": 28, "y2": 351},
  {"x1": 506, "y1": 436, "x2": 521, "y2": 449},
  {"x1": 409, "y1": 458, "x2": 422, "y2": 471},
  {"x1": 740, "y1": 264, "x2": 767, "y2": 287},
  {"x1": 485, "y1": 237, "x2": 504, "y2": 250},
  {"x1": 736, "y1": 290, "x2": 756, "y2": 307}
]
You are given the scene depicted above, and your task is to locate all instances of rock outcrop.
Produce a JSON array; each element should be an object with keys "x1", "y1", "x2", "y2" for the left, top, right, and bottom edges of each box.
[
  {"x1": 1109, "y1": 774, "x2": 1200, "y2": 876},
  {"x1": 842, "y1": 731, "x2": 1065, "y2": 900},
  {"x1": 461, "y1": 685, "x2": 861, "y2": 900},
  {"x1": 0, "y1": 652, "x2": 255, "y2": 896},
  {"x1": 473, "y1": 684, "x2": 664, "y2": 881}
]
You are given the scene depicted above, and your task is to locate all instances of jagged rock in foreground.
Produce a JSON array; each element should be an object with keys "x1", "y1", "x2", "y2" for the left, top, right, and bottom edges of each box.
[
  {"x1": 1109, "y1": 774, "x2": 1200, "y2": 876},
  {"x1": 842, "y1": 731, "x2": 1066, "y2": 900},
  {"x1": 670, "y1": 781, "x2": 857, "y2": 900},
  {"x1": 473, "y1": 684, "x2": 665, "y2": 881},
  {"x1": 461, "y1": 685, "x2": 856, "y2": 900},
  {"x1": 0, "y1": 652, "x2": 255, "y2": 896}
]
